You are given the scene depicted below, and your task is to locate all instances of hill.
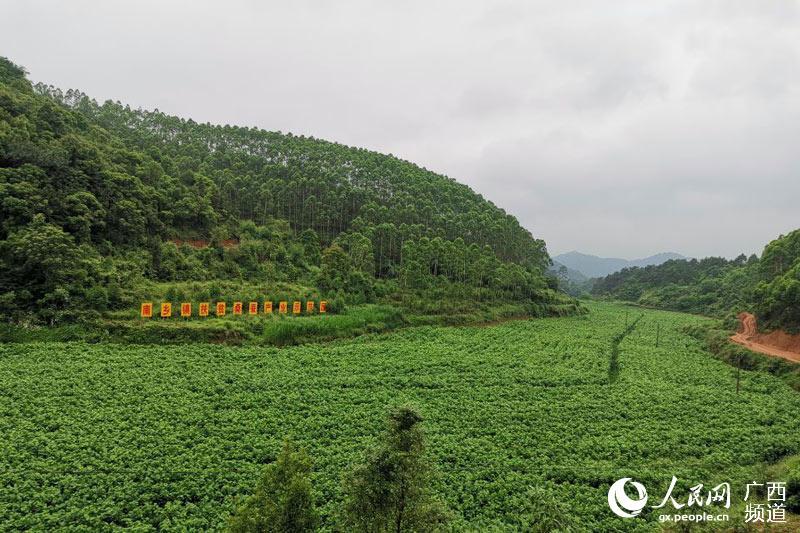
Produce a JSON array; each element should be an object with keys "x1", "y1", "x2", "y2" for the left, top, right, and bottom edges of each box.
[
  {"x1": 550, "y1": 260, "x2": 588, "y2": 283},
  {"x1": 553, "y1": 251, "x2": 687, "y2": 278},
  {"x1": 0, "y1": 57, "x2": 577, "y2": 325},
  {"x1": 549, "y1": 260, "x2": 594, "y2": 297},
  {"x1": 592, "y1": 230, "x2": 800, "y2": 332}
]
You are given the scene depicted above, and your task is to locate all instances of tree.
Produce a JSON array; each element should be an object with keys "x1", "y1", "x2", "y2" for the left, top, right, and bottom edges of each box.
[
  {"x1": 317, "y1": 244, "x2": 350, "y2": 291},
  {"x1": 228, "y1": 440, "x2": 318, "y2": 533},
  {"x1": 340, "y1": 406, "x2": 449, "y2": 532},
  {"x1": 0, "y1": 214, "x2": 96, "y2": 319},
  {"x1": 299, "y1": 229, "x2": 321, "y2": 266}
]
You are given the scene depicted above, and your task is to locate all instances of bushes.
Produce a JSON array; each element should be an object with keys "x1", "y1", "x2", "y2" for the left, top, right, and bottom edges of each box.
[
  {"x1": 788, "y1": 464, "x2": 800, "y2": 513},
  {"x1": 339, "y1": 406, "x2": 450, "y2": 532},
  {"x1": 260, "y1": 305, "x2": 405, "y2": 347},
  {"x1": 608, "y1": 314, "x2": 641, "y2": 384},
  {"x1": 229, "y1": 407, "x2": 449, "y2": 533},
  {"x1": 683, "y1": 323, "x2": 800, "y2": 392},
  {"x1": 228, "y1": 441, "x2": 318, "y2": 533}
]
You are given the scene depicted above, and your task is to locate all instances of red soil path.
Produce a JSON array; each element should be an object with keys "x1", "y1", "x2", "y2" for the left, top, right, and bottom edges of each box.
[{"x1": 730, "y1": 312, "x2": 800, "y2": 364}]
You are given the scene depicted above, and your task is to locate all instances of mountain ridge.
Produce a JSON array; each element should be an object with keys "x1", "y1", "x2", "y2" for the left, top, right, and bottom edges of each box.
[{"x1": 553, "y1": 251, "x2": 688, "y2": 278}]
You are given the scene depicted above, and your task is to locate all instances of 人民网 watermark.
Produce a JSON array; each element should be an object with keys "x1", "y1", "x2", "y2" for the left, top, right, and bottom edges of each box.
[{"x1": 608, "y1": 476, "x2": 787, "y2": 524}]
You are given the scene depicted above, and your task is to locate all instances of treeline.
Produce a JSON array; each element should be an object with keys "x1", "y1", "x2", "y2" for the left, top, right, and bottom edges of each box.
[
  {"x1": 592, "y1": 229, "x2": 800, "y2": 332},
  {"x1": 0, "y1": 57, "x2": 569, "y2": 323}
]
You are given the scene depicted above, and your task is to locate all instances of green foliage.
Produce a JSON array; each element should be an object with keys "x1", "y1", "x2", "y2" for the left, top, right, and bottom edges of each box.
[
  {"x1": 787, "y1": 461, "x2": 800, "y2": 513},
  {"x1": 258, "y1": 305, "x2": 405, "y2": 347},
  {"x1": 607, "y1": 314, "x2": 641, "y2": 384},
  {"x1": 1, "y1": 57, "x2": 567, "y2": 324},
  {"x1": 683, "y1": 322, "x2": 800, "y2": 392},
  {"x1": 3, "y1": 303, "x2": 800, "y2": 530},
  {"x1": 228, "y1": 440, "x2": 318, "y2": 533},
  {"x1": 340, "y1": 406, "x2": 449, "y2": 532},
  {"x1": 517, "y1": 486, "x2": 578, "y2": 532},
  {"x1": 0, "y1": 213, "x2": 101, "y2": 322},
  {"x1": 593, "y1": 231, "x2": 800, "y2": 332},
  {"x1": 608, "y1": 342, "x2": 621, "y2": 384},
  {"x1": 753, "y1": 231, "x2": 800, "y2": 331},
  {"x1": 0, "y1": 57, "x2": 27, "y2": 84}
]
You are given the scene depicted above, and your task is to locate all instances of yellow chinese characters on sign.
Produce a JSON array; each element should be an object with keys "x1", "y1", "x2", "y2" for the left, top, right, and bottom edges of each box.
[
  {"x1": 216, "y1": 302, "x2": 226, "y2": 316},
  {"x1": 180, "y1": 302, "x2": 192, "y2": 317},
  {"x1": 160, "y1": 302, "x2": 172, "y2": 318},
  {"x1": 233, "y1": 302, "x2": 243, "y2": 315},
  {"x1": 319, "y1": 301, "x2": 327, "y2": 313},
  {"x1": 141, "y1": 302, "x2": 153, "y2": 318},
  {"x1": 306, "y1": 301, "x2": 314, "y2": 313},
  {"x1": 248, "y1": 302, "x2": 258, "y2": 315},
  {"x1": 292, "y1": 301, "x2": 301, "y2": 314},
  {"x1": 199, "y1": 302, "x2": 210, "y2": 317},
  {"x1": 264, "y1": 301, "x2": 273, "y2": 314},
  {"x1": 279, "y1": 301, "x2": 288, "y2": 314}
]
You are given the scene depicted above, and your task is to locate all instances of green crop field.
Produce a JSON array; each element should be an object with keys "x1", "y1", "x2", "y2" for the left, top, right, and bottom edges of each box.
[{"x1": 2, "y1": 302, "x2": 799, "y2": 531}]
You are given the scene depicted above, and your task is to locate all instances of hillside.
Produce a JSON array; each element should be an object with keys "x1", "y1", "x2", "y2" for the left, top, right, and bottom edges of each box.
[
  {"x1": 0, "y1": 57, "x2": 579, "y2": 325},
  {"x1": 553, "y1": 251, "x2": 687, "y2": 278},
  {"x1": 549, "y1": 260, "x2": 594, "y2": 297},
  {"x1": 550, "y1": 260, "x2": 588, "y2": 283},
  {"x1": 592, "y1": 230, "x2": 800, "y2": 332}
]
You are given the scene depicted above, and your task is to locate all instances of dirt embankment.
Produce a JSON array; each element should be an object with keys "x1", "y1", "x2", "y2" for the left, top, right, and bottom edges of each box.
[{"x1": 731, "y1": 312, "x2": 800, "y2": 364}]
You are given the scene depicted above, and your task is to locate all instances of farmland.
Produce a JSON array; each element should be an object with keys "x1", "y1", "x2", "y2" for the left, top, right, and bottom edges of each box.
[{"x1": 2, "y1": 302, "x2": 799, "y2": 530}]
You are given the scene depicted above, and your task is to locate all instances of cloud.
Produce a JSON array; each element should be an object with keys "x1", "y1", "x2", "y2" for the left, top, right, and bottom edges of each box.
[{"x1": 1, "y1": 0, "x2": 798, "y2": 258}]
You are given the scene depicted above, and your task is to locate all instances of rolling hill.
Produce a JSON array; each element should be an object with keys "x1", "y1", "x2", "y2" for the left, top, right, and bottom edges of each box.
[
  {"x1": 592, "y1": 230, "x2": 800, "y2": 332},
  {"x1": 0, "y1": 56, "x2": 578, "y2": 324}
]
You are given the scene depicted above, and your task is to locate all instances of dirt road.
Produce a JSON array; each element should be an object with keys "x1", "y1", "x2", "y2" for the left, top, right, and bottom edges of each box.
[{"x1": 730, "y1": 312, "x2": 800, "y2": 364}]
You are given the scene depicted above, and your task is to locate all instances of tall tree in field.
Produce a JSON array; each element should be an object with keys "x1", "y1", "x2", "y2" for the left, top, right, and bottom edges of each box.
[
  {"x1": 228, "y1": 440, "x2": 318, "y2": 533},
  {"x1": 340, "y1": 406, "x2": 449, "y2": 532}
]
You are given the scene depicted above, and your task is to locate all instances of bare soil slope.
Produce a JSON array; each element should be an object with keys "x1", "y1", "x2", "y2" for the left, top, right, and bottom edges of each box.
[{"x1": 731, "y1": 312, "x2": 800, "y2": 363}]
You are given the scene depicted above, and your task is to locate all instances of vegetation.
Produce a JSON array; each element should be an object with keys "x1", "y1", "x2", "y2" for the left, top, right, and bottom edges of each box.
[
  {"x1": 2, "y1": 302, "x2": 798, "y2": 530},
  {"x1": 607, "y1": 314, "x2": 642, "y2": 384},
  {"x1": 684, "y1": 322, "x2": 800, "y2": 392},
  {"x1": 228, "y1": 441, "x2": 318, "y2": 533},
  {"x1": 0, "y1": 56, "x2": 576, "y2": 327},
  {"x1": 592, "y1": 229, "x2": 800, "y2": 332},
  {"x1": 340, "y1": 406, "x2": 449, "y2": 532}
]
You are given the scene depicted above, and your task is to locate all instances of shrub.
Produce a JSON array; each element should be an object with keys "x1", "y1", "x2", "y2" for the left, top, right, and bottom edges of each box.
[
  {"x1": 340, "y1": 405, "x2": 449, "y2": 532},
  {"x1": 228, "y1": 440, "x2": 318, "y2": 533}
]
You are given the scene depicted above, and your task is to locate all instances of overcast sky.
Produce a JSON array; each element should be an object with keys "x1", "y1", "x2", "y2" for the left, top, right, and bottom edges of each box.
[{"x1": 2, "y1": 1, "x2": 798, "y2": 259}]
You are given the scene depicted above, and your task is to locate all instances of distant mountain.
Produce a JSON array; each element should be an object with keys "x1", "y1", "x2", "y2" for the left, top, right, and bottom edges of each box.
[
  {"x1": 549, "y1": 260, "x2": 588, "y2": 283},
  {"x1": 549, "y1": 260, "x2": 593, "y2": 297},
  {"x1": 552, "y1": 251, "x2": 688, "y2": 278}
]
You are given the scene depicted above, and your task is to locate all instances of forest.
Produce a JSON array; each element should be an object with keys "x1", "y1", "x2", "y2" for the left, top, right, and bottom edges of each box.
[
  {"x1": 592, "y1": 229, "x2": 800, "y2": 332},
  {"x1": 0, "y1": 57, "x2": 576, "y2": 326}
]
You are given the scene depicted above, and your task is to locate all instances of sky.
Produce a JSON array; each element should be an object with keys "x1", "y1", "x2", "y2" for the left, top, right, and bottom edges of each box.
[{"x1": 2, "y1": 0, "x2": 798, "y2": 259}]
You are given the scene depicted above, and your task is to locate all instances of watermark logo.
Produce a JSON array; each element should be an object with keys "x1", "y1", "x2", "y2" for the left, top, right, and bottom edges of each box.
[
  {"x1": 608, "y1": 478, "x2": 648, "y2": 518},
  {"x1": 607, "y1": 476, "x2": 787, "y2": 524}
]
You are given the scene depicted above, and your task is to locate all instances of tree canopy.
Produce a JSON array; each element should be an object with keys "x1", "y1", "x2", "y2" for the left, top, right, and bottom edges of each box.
[
  {"x1": 592, "y1": 230, "x2": 800, "y2": 332},
  {"x1": 0, "y1": 56, "x2": 570, "y2": 323}
]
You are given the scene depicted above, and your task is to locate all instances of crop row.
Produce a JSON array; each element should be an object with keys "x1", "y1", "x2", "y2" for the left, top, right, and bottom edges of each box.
[{"x1": 1, "y1": 302, "x2": 798, "y2": 530}]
